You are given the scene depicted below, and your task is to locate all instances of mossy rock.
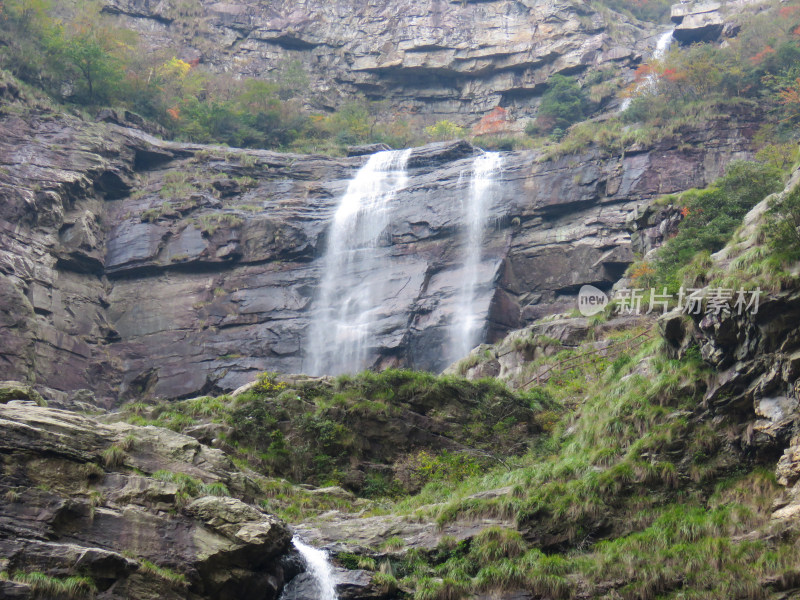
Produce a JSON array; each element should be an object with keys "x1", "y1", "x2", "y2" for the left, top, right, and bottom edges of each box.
[{"x1": 0, "y1": 381, "x2": 45, "y2": 405}]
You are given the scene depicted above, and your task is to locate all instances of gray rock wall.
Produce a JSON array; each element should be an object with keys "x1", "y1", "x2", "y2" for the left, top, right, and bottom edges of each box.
[
  {"x1": 101, "y1": 0, "x2": 658, "y2": 125},
  {"x1": 0, "y1": 80, "x2": 757, "y2": 402}
]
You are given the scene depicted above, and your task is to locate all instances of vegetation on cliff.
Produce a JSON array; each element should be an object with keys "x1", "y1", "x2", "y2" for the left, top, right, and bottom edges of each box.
[
  {"x1": 121, "y1": 370, "x2": 557, "y2": 500},
  {"x1": 4, "y1": 0, "x2": 799, "y2": 157}
]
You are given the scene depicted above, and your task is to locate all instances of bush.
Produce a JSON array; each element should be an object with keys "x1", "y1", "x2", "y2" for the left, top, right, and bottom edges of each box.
[
  {"x1": 653, "y1": 161, "x2": 783, "y2": 290},
  {"x1": 765, "y1": 185, "x2": 800, "y2": 263},
  {"x1": 532, "y1": 75, "x2": 588, "y2": 135},
  {"x1": 425, "y1": 120, "x2": 465, "y2": 141}
]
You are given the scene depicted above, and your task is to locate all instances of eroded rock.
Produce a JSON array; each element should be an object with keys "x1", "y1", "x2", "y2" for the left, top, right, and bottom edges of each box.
[{"x1": 0, "y1": 401, "x2": 292, "y2": 599}]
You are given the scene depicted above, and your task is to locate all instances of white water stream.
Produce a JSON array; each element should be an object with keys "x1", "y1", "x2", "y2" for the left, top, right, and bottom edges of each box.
[
  {"x1": 289, "y1": 537, "x2": 338, "y2": 600},
  {"x1": 620, "y1": 28, "x2": 675, "y2": 111},
  {"x1": 448, "y1": 151, "x2": 502, "y2": 362},
  {"x1": 304, "y1": 149, "x2": 411, "y2": 375}
]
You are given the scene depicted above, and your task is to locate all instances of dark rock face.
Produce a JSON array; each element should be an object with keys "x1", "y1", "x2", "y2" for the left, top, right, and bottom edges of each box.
[
  {"x1": 0, "y1": 85, "x2": 757, "y2": 400},
  {"x1": 0, "y1": 400, "x2": 292, "y2": 599},
  {"x1": 100, "y1": 0, "x2": 657, "y2": 126},
  {"x1": 281, "y1": 567, "x2": 389, "y2": 600},
  {"x1": 671, "y1": 1, "x2": 725, "y2": 44}
]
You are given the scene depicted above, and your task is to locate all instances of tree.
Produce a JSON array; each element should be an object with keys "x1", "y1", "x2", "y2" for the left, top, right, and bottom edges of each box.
[
  {"x1": 47, "y1": 2, "x2": 137, "y2": 104},
  {"x1": 424, "y1": 120, "x2": 464, "y2": 141},
  {"x1": 533, "y1": 74, "x2": 588, "y2": 134}
]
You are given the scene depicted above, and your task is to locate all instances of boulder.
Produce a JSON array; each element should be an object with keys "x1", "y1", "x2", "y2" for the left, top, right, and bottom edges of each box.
[
  {"x1": 0, "y1": 381, "x2": 44, "y2": 405},
  {"x1": 671, "y1": 1, "x2": 725, "y2": 44},
  {"x1": 346, "y1": 143, "x2": 392, "y2": 157},
  {"x1": 0, "y1": 401, "x2": 293, "y2": 600}
]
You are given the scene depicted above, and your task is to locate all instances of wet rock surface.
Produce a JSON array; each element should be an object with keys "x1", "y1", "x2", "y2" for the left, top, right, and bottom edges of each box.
[{"x1": 0, "y1": 82, "x2": 758, "y2": 400}]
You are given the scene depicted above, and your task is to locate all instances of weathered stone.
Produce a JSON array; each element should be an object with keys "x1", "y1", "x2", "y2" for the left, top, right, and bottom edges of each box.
[
  {"x1": 101, "y1": 0, "x2": 659, "y2": 126},
  {"x1": 0, "y1": 381, "x2": 44, "y2": 405},
  {"x1": 347, "y1": 143, "x2": 392, "y2": 157},
  {"x1": 0, "y1": 61, "x2": 760, "y2": 401},
  {"x1": 0, "y1": 401, "x2": 292, "y2": 600}
]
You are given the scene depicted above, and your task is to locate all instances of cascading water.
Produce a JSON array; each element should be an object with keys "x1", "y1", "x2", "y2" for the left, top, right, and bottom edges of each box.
[
  {"x1": 288, "y1": 537, "x2": 338, "y2": 600},
  {"x1": 448, "y1": 151, "x2": 502, "y2": 363},
  {"x1": 304, "y1": 149, "x2": 411, "y2": 375},
  {"x1": 620, "y1": 28, "x2": 675, "y2": 111}
]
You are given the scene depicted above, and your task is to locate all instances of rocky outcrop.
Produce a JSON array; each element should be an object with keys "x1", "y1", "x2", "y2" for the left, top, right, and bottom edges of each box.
[
  {"x1": 671, "y1": 1, "x2": 725, "y2": 43},
  {"x1": 0, "y1": 74, "x2": 759, "y2": 400},
  {"x1": 296, "y1": 509, "x2": 515, "y2": 556},
  {"x1": 670, "y1": 0, "x2": 761, "y2": 45},
  {"x1": 0, "y1": 399, "x2": 292, "y2": 599},
  {"x1": 281, "y1": 567, "x2": 391, "y2": 600},
  {"x1": 100, "y1": 0, "x2": 657, "y2": 126},
  {"x1": 449, "y1": 314, "x2": 649, "y2": 387},
  {"x1": 658, "y1": 168, "x2": 800, "y2": 521}
]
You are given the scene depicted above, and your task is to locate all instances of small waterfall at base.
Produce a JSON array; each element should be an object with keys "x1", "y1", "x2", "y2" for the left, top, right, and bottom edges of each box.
[
  {"x1": 448, "y1": 151, "x2": 502, "y2": 363},
  {"x1": 620, "y1": 28, "x2": 675, "y2": 111},
  {"x1": 305, "y1": 149, "x2": 412, "y2": 376},
  {"x1": 289, "y1": 537, "x2": 338, "y2": 600}
]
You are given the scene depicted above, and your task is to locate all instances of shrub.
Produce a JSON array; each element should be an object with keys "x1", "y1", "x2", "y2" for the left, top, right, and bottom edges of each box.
[
  {"x1": 653, "y1": 161, "x2": 783, "y2": 290},
  {"x1": 13, "y1": 572, "x2": 96, "y2": 598},
  {"x1": 139, "y1": 560, "x2": 188, "y2": 587},
  {"x1": 765, "y1": 184, "x2": 800, "y2": 263},
  {"x1": 532, "y1": 75, "x2": 588, "y2": 135},
  {"x1": 425, "y1": 120, "x2": 465, "y2": 141},
  {"x1": 102, "y1": 444, "x2": 126, "y2": 468}
]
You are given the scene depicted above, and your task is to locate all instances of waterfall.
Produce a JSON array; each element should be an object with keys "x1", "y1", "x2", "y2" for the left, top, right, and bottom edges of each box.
[
  {"x1": 620, "y1": 28, "x2": 675, "y2": 111},
  {"x1": 448, "y1": 151, "x2": 502, "y2": 362},
  {"x1": 290, "y1": 538, "x2": 338, "y2": 600},
  {"x1": 305, "y1": 149, "x2": 411, "y2": 376}
]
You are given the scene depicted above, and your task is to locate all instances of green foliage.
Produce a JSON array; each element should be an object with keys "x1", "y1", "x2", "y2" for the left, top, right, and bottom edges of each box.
[
  {"x1": 151, "y1": 470, "x2": 205, "y2": 503},
  {"x1": 101, "y1": 444, "x2": 126, "y2": 468},
  {"x1": 424, "y1": 120, "x2": 465, "y2": 141},
  {"x1": 394, "y1": 450, "x2": 482, "y2": 494},
  {"x1": 197, "y1": 213, "x2": 244, "y2": 234},
  {"x1": 12, "y1": 571, "x2": 96, "y2": 598},
  {"x1": 130, "y1": 369, "x2": 552, "y2": 496},
  {"x1": 532, "y1": 75, "x2": 589, "y2": 135},
  {"x1": 470, "y1": 527, "x2": 526, "y2": 563},
  {"x1": 139, "y1": 560, "x2": 188, "y2": 587},
  {"x1": 199, "y1": 482, "x2": 231, "y2": 497},
  {"x1": 765, "y1": 184, "x2": 800, "y2": 264},
  {"x1": 380, "y1": 326, "x2": 797, "y2": 600},
  {"x1": 652, "y1": 161, "x2": 783, "y2": 291}
]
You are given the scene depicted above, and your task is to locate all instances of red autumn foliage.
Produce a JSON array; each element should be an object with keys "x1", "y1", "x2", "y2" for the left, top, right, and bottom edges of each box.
[
  {"x1": 472, "y1": 106, "x2": 509, "y2": 136},
  {"x1": 780, "y1": 6, "x2": 799, "y2": 17},
  {"x1": 662, "y1": 68, "x2": 686, "y2": 82},
  {"x1": 749, "y1": 46, "x2": 776, "y2": 64},
  {"x1": 166, "y1": 106, "x2": 180, "y2": 120},
  {"x1": 633, "y1": 64, "x2": 657, "y2": 82},
  {"x1": 680, "y1": 206, "x2": 691, "y2": 217},
  {"x1": 779, "y1": 78, "x2": 800, "y2": 106}
]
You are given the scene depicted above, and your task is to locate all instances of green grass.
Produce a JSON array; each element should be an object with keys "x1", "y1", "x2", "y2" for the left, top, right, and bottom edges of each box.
[
  {"x1": 122, "y1": 369, "x2": 556, "y2": 497},
  {"x1": 349, "y1": 319, "x2": 798, "y2": 600},
  {"x1": 101, "y1": 444, "x2": 126, "y2": 468},
  {"x1": 12, "y1": 572, "x2": 96, "y2": 598},
  {"x1": 139, "y1": 560, "x2": 188, "y2": 588}
]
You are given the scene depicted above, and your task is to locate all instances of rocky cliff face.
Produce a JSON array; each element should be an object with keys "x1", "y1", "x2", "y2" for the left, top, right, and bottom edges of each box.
[
  {"x1": 0, "y1": 75, "x2": 758, "y2": 401},
  {"x1": 0, "y1": 393, "x2": 292, "y2": 599},
  {"x1": 101, "y1": 0, "x2": 658, "y2": 127},
  {"x1": 457, "y1": 168, "x2": 800, "y2": 530}
]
